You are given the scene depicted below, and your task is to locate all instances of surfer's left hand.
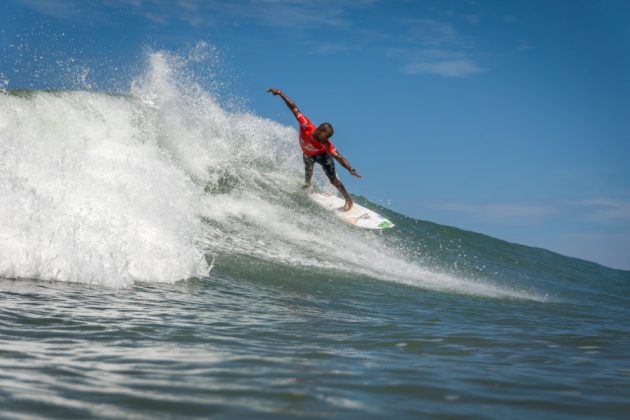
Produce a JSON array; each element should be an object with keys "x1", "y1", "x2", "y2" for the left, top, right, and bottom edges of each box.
[{"x1": 350, "y1": 168, "x2": 362, "y2": 179}]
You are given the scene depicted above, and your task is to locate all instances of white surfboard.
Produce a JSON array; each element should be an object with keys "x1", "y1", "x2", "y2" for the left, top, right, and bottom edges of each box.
[{"x1": 309, "y1": 192, "x2": 395, "y2": 229}]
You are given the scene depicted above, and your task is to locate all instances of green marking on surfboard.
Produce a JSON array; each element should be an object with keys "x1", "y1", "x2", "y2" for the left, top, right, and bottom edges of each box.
[{"x1": 378, "y1": 220, "x2": 394, "y2": 229}]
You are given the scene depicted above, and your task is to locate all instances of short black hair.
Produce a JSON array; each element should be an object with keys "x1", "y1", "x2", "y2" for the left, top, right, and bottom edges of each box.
[{"x1": 320, "y1": 122, "x2": 334, "y2": 136}]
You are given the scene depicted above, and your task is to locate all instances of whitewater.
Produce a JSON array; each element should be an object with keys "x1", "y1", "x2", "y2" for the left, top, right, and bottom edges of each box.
[{"x1": 1, "y1": 51, "x2": 629, "y2": 418}]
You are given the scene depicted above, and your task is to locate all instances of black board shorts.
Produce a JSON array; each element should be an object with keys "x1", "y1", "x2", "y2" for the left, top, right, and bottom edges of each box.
[{"x1": 303, "y1": 153, "x2": 336, "y2": 181}]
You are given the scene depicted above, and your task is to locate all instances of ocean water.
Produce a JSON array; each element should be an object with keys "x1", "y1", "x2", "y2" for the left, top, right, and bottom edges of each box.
[{"x1": 1, "y1": 52, "x2": 629, "y2": 419}]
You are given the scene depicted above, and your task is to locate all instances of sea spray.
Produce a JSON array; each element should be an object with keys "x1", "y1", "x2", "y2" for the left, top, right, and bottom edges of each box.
[
  {"x1": 0, "y1": 73, "x2": 7, "y2": 93},
  {"x1": 0, "y1": 48, "x2": 300, "y2": 288},
  {"x1": 0, "y1": 89, "x2": 207, "y2": 286}
]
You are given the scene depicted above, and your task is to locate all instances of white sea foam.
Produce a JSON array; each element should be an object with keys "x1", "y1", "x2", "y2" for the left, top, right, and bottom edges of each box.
[
  {"x1": 0, "y1": 49, "x2": 544, "y2": 299},
  {"x1": 0, "y1": 59, "x2": 210, "y2": 287}
]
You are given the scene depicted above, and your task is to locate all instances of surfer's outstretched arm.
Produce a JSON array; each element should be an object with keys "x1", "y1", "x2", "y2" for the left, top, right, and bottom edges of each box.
[
  {"x1": 332, "y1": 151, "x2": 362, "y2": 179},
  {"x1": 266, "y1": 88, "x2": 300, "y2": 119}
]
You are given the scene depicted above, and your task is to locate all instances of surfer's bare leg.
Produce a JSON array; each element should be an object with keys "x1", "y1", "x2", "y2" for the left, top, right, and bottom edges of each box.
[
  {"x1": 302, "y1": 155, "x2": 314, "y2": 190},
  {"x1": 302, "y1": 167, "x2": 313, "y2": 190},
  {"x1": 330, "y1": 177, "x2": 353, "y2": 211},
  {"x1": 328, "y1": 152, "x2": 360, "y2": 211}
]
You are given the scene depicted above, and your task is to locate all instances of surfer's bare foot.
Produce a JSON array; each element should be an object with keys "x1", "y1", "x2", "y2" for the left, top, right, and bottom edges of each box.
[
  {"x1": 301, "y1": 183, "x2": 310, "y2": 191},
  {"x1": 343, "y1": 200, "x2": 353, "y2": 212}
]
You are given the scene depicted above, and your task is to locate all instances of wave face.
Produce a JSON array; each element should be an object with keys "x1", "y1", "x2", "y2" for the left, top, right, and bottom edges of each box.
[{"x1": 1, "y1": 51, "x2": 627, "y2": 300}]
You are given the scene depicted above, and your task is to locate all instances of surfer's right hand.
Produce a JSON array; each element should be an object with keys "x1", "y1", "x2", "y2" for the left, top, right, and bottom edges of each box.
[
  {"x1": 266, "y1": 88, "x2": 281, "y2": 96},
  {"x1": 350, "y1": 168, "x2": 362, "y2": 179}
]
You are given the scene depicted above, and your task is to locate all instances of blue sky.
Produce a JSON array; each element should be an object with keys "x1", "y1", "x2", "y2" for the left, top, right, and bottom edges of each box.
[{"x1": 2, "y1": 0, "x2": 629, "y2": 270}]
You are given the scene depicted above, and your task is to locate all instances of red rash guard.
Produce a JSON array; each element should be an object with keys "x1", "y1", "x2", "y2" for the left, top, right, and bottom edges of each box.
[{"x1": 297, "y1": 113, "x2": 337, "y2": 157}]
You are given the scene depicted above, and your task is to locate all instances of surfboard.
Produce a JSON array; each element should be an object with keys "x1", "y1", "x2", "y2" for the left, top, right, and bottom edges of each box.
[{"x1": 309, "y1": 192, "x2": 395, "y2": 229}]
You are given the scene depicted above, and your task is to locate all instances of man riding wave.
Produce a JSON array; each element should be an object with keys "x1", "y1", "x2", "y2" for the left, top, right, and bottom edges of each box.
[{"x1": 267, "y1": 88, "x2": 362, "y2": 211}]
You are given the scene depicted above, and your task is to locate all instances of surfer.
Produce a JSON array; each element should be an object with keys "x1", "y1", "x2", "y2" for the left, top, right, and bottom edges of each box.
[{"x1": 267, "y1": 88, "x2": 362, "y2": 211}]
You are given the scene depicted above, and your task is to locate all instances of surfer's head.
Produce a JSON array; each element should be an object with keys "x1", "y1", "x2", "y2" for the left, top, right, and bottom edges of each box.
[{"x1": 313, "y1": 122, "x2": 334, "y2": 142}]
